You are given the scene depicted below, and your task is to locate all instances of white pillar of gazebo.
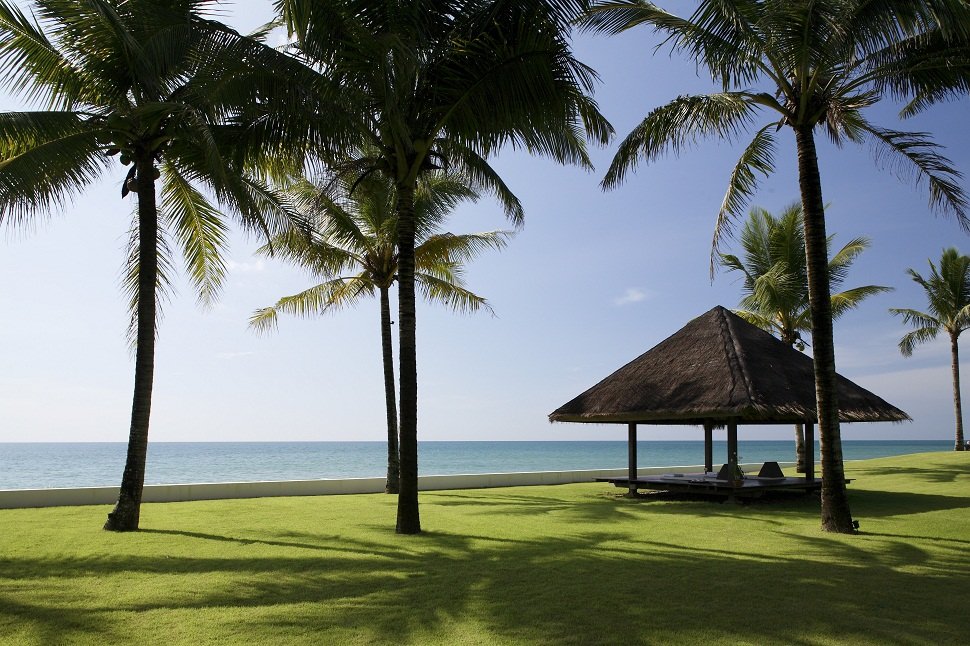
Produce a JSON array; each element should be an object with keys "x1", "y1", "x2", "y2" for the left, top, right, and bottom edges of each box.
[
  {"x1": 805, "y1": 421, "x2": 815, "y2": 481},
  {"x1": 727, "y1": 421, "x2": 739, "y2": 486},
  {"x1": 627, "y1": 422, "x2": 638, "y2": 495}
]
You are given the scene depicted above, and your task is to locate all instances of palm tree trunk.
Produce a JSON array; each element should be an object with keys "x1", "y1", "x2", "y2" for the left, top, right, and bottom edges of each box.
[
  {"x1": 794, "y1": 423, "x2": 806, "y2": 473},
  {"x1": 380, "y1": 286, "x2": 401, "y2": 491},
  {"x1": 951, "y1": 332, "x2": 966, "y2": 451},
  {"x1": 795, "y1": 126, "x2": 855, "y2": 534},
  {"x1": 395, "y1": 182, "x2": 421, "y2": 534},
  {"x1": 104, "y1": 154, "x2": 157, "y2": 532}
]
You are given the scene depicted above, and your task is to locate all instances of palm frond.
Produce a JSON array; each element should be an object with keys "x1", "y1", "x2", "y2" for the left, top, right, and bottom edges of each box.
[
  {"x1": 0, "y1": 1, "x2": 91, "y2": 108},
  {"x1": 710, "y1": 123, "x2": 777, "y2": 271},
  {"x1": 897, "y1": 249, "x2": 970, "y2": 334},
  {"x1": 889, "y1": 306, "x2": 941, "y2": 330},
  {"x1": 826, "y1": 235, "x2": 870, "y2": 289},
  {"x1": 122, "y1": 208, "x2": 175, "y2": 348},
  {"x1": 730, "y1": 308, "x2": 777, "y2": 335},
  {"x1": 584, "y1": 1, "x2": 768, "y2": 88},
  {"x1": 252, "y1": 275, "x2": 376, "y2": 328},
  {"x1": 829, "y1": 284, "x2": 892, "y2": 318},
  {"x1": 158, "y1": 161, "x2": 228, "y2": 307},
  {"x1": 215, "y1": 169, "x2": 303, "y2": 243},
  {"x1": 580, "y1": 1, "x2": 668, "y2": 35},
  {"x1": 717, "y1": 252, "x2": 751, "y2": 281},
  {"x1": 425, "y1": 2, "x2": 613, "y2": 167},
  {"x1": 416, "y1": 230, "x2": 512, "y2": 266},
  {"x1": 297, "y1": 173, "x2": 376, "y2": 253},
  {"x1": 257, "y1": 226, "x2": 364, "y2": 279},
  {"x1": 681, "y1": 0, "x2": 770, "y2": 88},
  {"x1": 867, "y1": 28, "x2": 970, "y2": 116},
  {"x1": 955, "y1": 302, "x2": 970, "y2": 333},
  {"x1": 415, "y1": 272, "x2": 494, "y2": 316},
  {"x1": 413, "y1": 171, "x2": 481, "y2": 239},
  {"x1": 863, "y1": 124, "x2": 968, "y2": 225},
  {"x1": 845, "y1": 0, "x2": 970, "y2": 48},
  {"x1": 820, "y1": 93, "x2": 879, "y2": 146},
  {"x1": 745, "y1": 263, "x2": 803, "y2": 322},
  {"x1": 603, "y1": 92, "x2": 762, "y2": 190},
  {"x1": 895, "y1": 325, "x2": 940, "y2": 356},
  {"x1": 828, "y1": 234, "x2": 869, "y2": 271},
  {"x1": 721, "y1": 201, "x2": 882, "y2": 342},
  {"x1": 436, "y1": 139, "x2": 524, "y2": 226},
  {"x1": 0, "y1": 112, "x2": 109, "y2": 227},
  {"x1": 248, "y1": 304, "x2": 280, "y2": 335}
]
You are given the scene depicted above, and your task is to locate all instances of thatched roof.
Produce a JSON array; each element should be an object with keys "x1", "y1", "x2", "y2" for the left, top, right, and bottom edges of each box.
[{"x1": 549, "y1": 306, "x2": 909, "y2": 425}]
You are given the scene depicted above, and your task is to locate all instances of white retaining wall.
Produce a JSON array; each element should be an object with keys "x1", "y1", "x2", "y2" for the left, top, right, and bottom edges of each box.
[{"x1": 0, "y1": 462, "x2": 785, "y2": 509}]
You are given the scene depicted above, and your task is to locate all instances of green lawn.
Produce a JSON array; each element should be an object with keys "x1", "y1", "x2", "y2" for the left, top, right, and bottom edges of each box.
[{"x1": 1, "y1": 452, "x2": 968, "y2": 645}]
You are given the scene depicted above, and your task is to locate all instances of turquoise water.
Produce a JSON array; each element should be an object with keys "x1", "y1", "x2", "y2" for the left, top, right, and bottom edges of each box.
[{"x1": 0, "y1": 440, "x2": 952, "y2": 490}]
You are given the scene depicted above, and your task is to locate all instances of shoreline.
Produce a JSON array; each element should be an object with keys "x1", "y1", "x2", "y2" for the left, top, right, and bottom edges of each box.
[
  {"x1": 0, "y1": 462, "x2": 783, "y2": 508},
  {"x1": 0, "y1": 439, "x2": 952, "y2": 491},
  {"x1": 0, "y1": 449, "x2": 950, "y2": 508}
]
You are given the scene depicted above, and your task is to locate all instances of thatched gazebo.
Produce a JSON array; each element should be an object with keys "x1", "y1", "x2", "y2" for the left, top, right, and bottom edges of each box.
[{"x1": 549, "y1": 306, "x2": 909, "y2": 495}]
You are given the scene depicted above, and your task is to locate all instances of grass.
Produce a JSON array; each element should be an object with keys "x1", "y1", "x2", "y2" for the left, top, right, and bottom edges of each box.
[{"x1": 1, "y1": 452, "x2": 968, "y2": 645}]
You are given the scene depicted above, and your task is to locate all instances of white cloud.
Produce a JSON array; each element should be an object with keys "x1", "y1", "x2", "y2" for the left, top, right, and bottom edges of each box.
[
  {"x1": 226, "y1": 259, "x2": 266, "y2": 274},
  {"x1": 614, "y1": 287, "x2": 649, "y2": 306},
  {"x1": 271, "y1": 29, "x2": 296, "y2": 49},
  {"x1": 216, "y1": 351, "x2": 255, "y2": 360}
]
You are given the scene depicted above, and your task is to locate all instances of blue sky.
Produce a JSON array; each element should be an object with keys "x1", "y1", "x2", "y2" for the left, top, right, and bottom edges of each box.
[{"x1": 0, "y1": 3, "x2": 967, "y2": 444}]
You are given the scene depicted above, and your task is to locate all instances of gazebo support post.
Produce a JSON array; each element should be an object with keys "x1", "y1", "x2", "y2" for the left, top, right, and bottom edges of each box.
[
  {"x1": 727, "y1": 421, "x2": 739, "y2": 485},
  {"x1": 627, "y1": 423, "x2": 638, "y2": 495},
  {"x1": 805, "y1": 422, "x2": 815, "y2": 482},
  {"x1": 704, "y1": 422, "x2": 713, "y2": 473},
  {"x1": 726, "y1": 421, "x2": 742, "y2": 503}
]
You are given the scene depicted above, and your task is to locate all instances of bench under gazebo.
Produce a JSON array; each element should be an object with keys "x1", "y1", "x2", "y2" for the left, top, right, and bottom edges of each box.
[{"x1": 549, "y1": 306, "x2": 909, "y2": 498}]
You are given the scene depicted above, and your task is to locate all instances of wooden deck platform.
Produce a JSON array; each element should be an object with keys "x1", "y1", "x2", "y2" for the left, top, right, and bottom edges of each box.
[{"x1": 597, "y1": 472, "x2": 831, "y2": 498}]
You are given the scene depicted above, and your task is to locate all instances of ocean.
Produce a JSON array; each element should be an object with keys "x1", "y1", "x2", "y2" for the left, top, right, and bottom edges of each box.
[{"x1": 0, "y1": 440, "x2": 952, "y2": 490}]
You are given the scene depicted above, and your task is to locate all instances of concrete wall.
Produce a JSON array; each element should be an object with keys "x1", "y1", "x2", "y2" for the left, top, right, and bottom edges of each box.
[{"x1": 0, "y1": 462, "x2": 786, "y2": 509}]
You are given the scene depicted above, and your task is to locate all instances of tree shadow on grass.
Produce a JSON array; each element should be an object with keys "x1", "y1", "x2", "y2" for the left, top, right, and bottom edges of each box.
[
  {"x1": 7, "y1": 529, "x2": 965, "y2": 644},
  {"x1": 5, "y1": 511, "x2": 968, "y2": 644},
  {"x1": 569, "y1": 489, "x2": 826, "y2": 530},
  {"x1": 428, "y1": 489, "x2": 825, "y2": 537},
  {"x1": 848, "y1": 489, "x2": 970, "y2": 518},
  {"x1": 427, "y1": 490, "x2": 647, "y2": 523},
  {"x1": 4, "y1": 476, "x2": 970, "y2": 645},
  {"x1": 251, "y1": 529, "x2": 967, "y2": 645},
  {"x1": 849, "y1": 464, "x2": 970, "y2": 484},
  {"x1": 568, "y1": 481, "x2": 970, "y2": 524},
  {"x1": 0, "y1": 591, "x2": 122, "y2": 646},
  {"x1": 866, "y1": 528, "x2": 970, "y2": 545},
  {"x1": 138, "y1": 528, "x2": 401, "y2": 557}
]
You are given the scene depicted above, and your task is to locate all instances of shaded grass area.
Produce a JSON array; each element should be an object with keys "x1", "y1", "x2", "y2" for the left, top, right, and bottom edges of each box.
[{"x1": 1, "y1": 452, "x2": 969, "y2": 645}]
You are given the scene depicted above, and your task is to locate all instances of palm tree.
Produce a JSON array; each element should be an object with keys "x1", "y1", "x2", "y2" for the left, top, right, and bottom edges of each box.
[
  {"x1": 251, "y1": 171, "x2": 511, "y2": 493},
  {"x1": 720, "y1": 203, "x2": 891, "y2": 471},
  {"x1": 273, "y1": 0, "x2": 612, "y2": 533},
  {"x1": 890, "y1": 248, "x2": 970, "y2": 452},
  {"x1": 583, "y1": 0, "x2": 969, "y2": 533},
  {"x1": 0, "y1": 0, "x2": 292, "y2": 531}
]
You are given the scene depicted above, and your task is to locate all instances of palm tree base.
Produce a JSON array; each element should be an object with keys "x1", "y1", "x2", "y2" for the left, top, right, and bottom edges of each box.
[
  {"x1": 396, "y1": 521, "x2": 421, "y2": 535},
  {"x1": 103, "y1": 499, "x2": 140, "y2": 532},
  {"x1": 820, "y1": 497, "x2": 857, "y2": 534},
  {"x1": 821, "y1": 521, "x2": 857, "y2": 534},
  {"x1": 396, "y1": 495, "x2": 421, "y2": 534}
]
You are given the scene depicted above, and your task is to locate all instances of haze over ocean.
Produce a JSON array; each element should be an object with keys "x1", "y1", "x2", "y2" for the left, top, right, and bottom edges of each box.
[{"x1": 0, "y1": 440, "x2": 950, "y2": 490}]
